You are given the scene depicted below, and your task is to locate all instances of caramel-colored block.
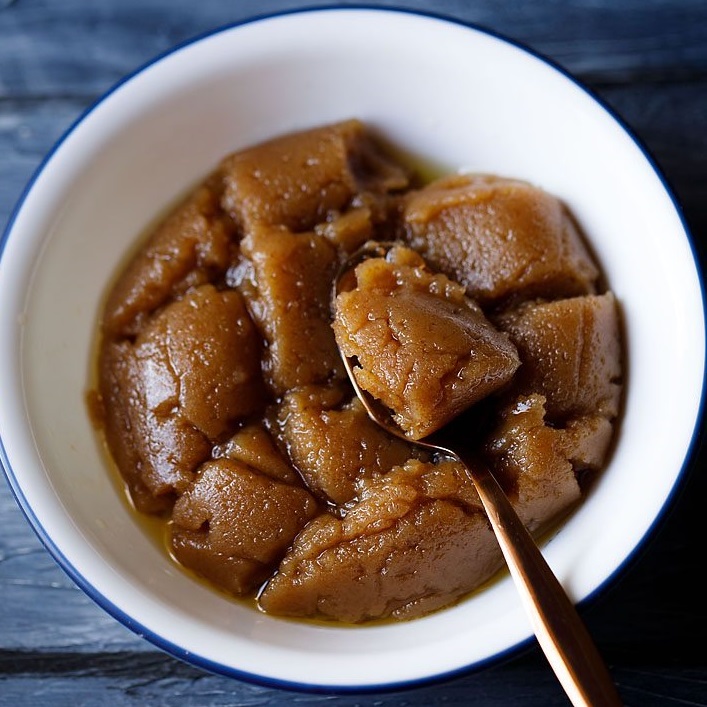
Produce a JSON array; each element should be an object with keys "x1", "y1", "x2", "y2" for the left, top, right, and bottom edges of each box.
[
  {"x1": 171, "y1": 459, "x2": 318, "y2": 596},
  {"x1": 333, "y1": 246, "x2": 520, "y2": 439},
  {"x1": 485, "y1": 394, "x2": 610, "y2": 532},
  {"x1": 215, "y1": 422, "x2": 299, "y2": 485},
  {"x1": 220, "y1": 120, "x2": 408, "y2": 233},
  {"x1": 98, "y1": 285, "x2": 263, "y2": 510},
  {"x1": 278, "y1": 384, "x2": 424, "y2": 504},
  {"x1": 259, "y1": 459, "x2": 501, "y2": 623},
  {"x1": 496, "y1": 293, "x2": 622, "y2": 420},
  {"x1": 403, "y1": 174, "x2": 599, "y2": 306},
  {"x1": 240, "y1": 225, "x2": 343, "y2": 393},
  {"x1": 103, "y1": 183, "x2": 234, "y2": 338}
]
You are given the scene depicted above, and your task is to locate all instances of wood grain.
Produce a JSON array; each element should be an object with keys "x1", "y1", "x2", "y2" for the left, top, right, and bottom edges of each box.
[{"x1": 1, "y1": 0, "x2": 706, "y2": 704}]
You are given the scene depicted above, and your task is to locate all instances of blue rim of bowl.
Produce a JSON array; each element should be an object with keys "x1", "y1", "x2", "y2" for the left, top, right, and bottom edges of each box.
[{"x1": 0, "y1": 3, "x2": 705, "y2": 695}]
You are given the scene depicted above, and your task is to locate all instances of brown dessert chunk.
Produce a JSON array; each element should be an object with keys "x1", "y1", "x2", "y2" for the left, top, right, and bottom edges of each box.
[
  {"x1": 239, "y1": 225, "x2": 343, "y2": 393},
  {"x1": 103, "y1": 183, "x2": 234, "y2": 338},
  {"x1": 99, "y1": 285, "x2": 262, "y2": 510},
  {"x1": 278, "y1": 384, "x2": 424, "y2": 504},
  {"x1": 214, "y1": 422, "x2": 299, "y2": 485},
  {"x1": 94, "y1": 120, "x2": 624, "y2": 624},
  {"x1": 171, "y1": 458, "x2": 318, "y2": 596},
  {"x1": 258, "y1": 459, "x2": 502, "y2": 623},
  {"x1": 485, "y1": 394, "x2": 580, "y2": 530},
  {"x1": 403, "y1": 174, "x2": 599, "y2": 307},
  {"x1": 495, "y1": 293, "x2": 622, "y2": 420},
  {"x1": 332, "y1": 245, "x2": 520, "y2": 439},
  {"x1": 220, "y1": 119, "x2": 408, "y2": 233}
]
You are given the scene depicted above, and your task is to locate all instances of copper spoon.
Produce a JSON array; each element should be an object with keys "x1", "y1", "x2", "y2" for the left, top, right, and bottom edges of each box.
[{"x1": 332, "y1": 242, "x2": 622, "y2": 707}]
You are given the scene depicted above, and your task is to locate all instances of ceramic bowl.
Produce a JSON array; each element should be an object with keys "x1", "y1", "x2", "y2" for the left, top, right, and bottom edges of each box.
[{"x1": 0, "y1": 7, "x2": 704, "y2": 692}]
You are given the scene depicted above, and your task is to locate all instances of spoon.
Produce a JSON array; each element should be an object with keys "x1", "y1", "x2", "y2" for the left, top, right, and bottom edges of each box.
[{"x1": 332, "y1": 241, "x2": 622, "y2": 707}]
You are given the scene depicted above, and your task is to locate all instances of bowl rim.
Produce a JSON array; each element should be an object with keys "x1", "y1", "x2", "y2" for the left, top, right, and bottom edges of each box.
[{"x1": 1, "y1": 3, "x2": 705, "y2": 694}]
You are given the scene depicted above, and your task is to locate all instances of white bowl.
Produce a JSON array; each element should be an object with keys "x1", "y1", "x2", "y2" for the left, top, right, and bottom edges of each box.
[{"x1": 0, "y1": 7, "x2": 704, "y2": 692}]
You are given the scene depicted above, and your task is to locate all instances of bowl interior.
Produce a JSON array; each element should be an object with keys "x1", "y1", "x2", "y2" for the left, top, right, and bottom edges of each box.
[{"x1": 1, "y1": 8, "x2": 704, "y2": 690}]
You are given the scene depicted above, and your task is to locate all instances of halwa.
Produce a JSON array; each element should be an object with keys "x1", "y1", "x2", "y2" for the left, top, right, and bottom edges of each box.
[{"x1": 92, "y1": 120, "x2": 622, "y2": 623}]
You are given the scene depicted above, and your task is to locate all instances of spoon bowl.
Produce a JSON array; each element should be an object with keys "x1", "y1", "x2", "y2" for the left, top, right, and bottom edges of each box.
[{"x1": 332, "y1": 241, "x2": 623, "y2": 707}]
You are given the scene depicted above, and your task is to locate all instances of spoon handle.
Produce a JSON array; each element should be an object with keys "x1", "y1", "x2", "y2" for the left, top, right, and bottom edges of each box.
[{"x1": 467, "y1": 462, "x2": 623, "y2": 707}]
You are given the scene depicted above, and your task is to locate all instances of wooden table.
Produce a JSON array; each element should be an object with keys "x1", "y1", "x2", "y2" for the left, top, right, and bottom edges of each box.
[{"x1": 1, "y1": 1, "x2": 705, "y2": 704}]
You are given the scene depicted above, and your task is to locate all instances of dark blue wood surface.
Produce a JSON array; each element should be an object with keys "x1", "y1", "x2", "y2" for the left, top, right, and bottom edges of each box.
[{"x1": 1, "y1": 1, "x2": 706, "y2": 704}]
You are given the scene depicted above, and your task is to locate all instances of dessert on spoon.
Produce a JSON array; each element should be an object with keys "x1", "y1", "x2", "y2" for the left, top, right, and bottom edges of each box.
[{"x1": 332, "y1": 240, "x2": 623, "y2": 707}]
